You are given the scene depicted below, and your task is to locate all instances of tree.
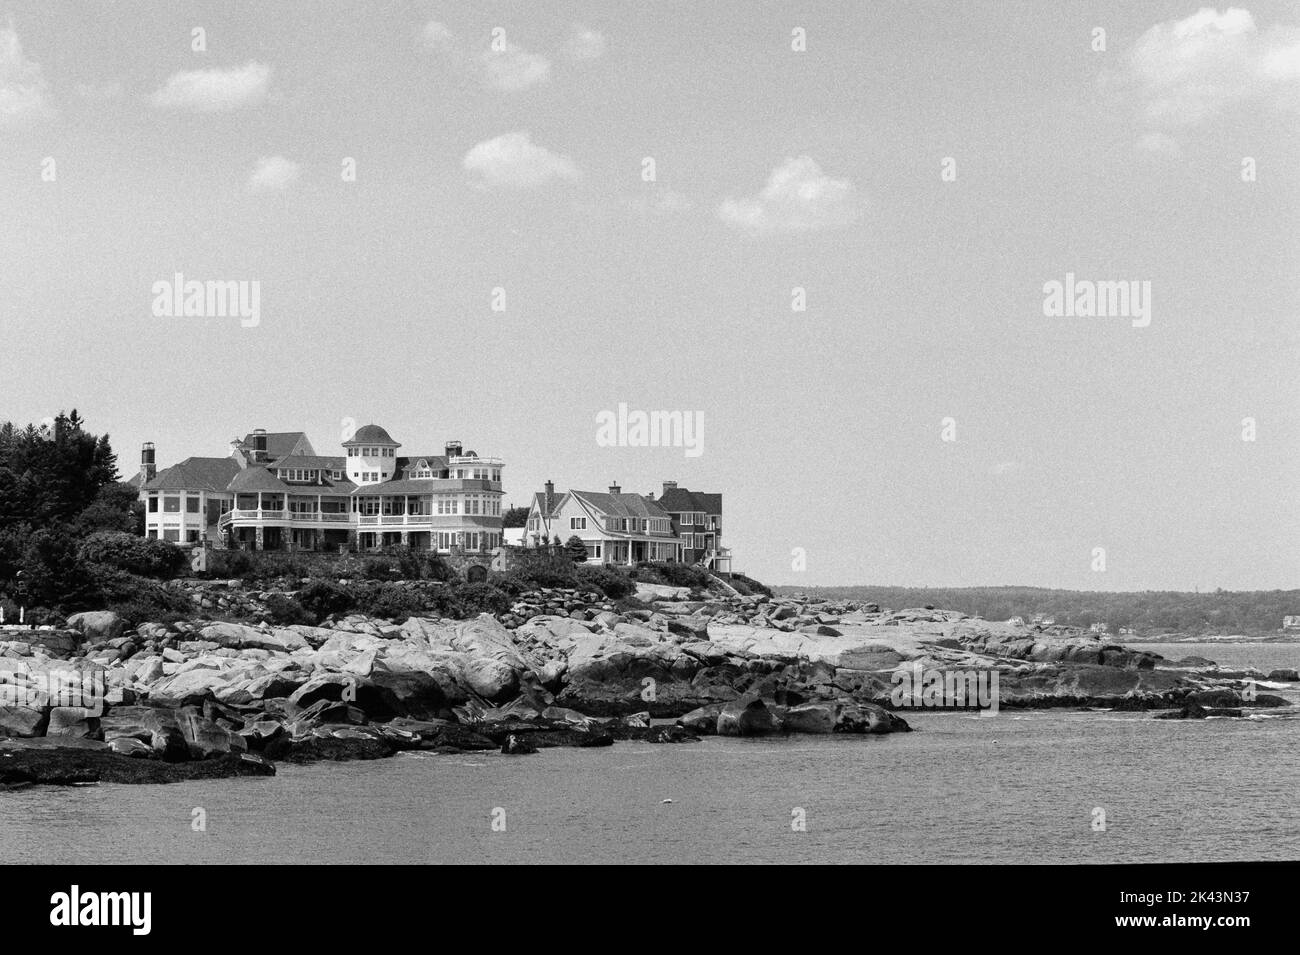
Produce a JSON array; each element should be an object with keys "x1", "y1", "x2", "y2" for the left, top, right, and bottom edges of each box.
[
  {"x1": 564, "y1": 535, "x2": 588, "y2": 563},
  {"x1": 501, "y1": 506, "x2": 530, "y2": 528}
]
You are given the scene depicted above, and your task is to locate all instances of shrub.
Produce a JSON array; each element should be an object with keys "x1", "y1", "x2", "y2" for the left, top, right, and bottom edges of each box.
[
  {"x1": 362, "y1": 556, "x2": 396, "y2": 581},
  {"x1": 356, "y1": 582, "x2": 427, "y2": 622},
  {"x1": 77, "y1": 531, "x2": 187, "y2": 579},
  {"x1": 575, "y1": 564, "x2": 636, "y2": 599},
  {"x1": 295, "y1": 578, "x2": 354, "y2": 622},
  {"x1": 564, "y1": 535, "x2": 588, "y2": 563},
  {"x1": 264, "y1": 593, "x2": 311, "y2": 626},
  {"x1": 429, "y1": 582, "x2": 511, "y2": 618}
]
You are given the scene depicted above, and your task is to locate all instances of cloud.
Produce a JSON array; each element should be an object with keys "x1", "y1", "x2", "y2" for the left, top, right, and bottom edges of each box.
[
  {"x1": 424, "y1": 21, "x2": 550, "y2": 92},
  {"x1": 150, "y1": 62, "x2": 270, "y2": 112},
  {"x1": 1120, "y1": 7, "x2": 1300, "y2": 126},
  {"x1": 566, "y1": 24, "x2": 607, "y2": 61},
  {"x1": 718, "y1": 156, "x2": 860, "y2": 234},
  {"x1": 463, "y1": 131, "x2": 580, "y2": 189},
  {"x1": 1135, "y1": 130, "x2": 1183, "y2": 157},
  {"x1": 0, "y1": 26, "x2": 54, "y2": 125},
  {"x1": 248, "y1": 155, "x2": 300, "y2": 193}
]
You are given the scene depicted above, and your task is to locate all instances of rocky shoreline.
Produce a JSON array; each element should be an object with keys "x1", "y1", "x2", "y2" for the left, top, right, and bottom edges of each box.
[{"x1": 2, "y1": 583, "x2": 1294, "y2": 786}]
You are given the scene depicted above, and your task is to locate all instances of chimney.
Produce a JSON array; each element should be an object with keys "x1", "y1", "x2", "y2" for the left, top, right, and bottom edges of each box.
[
  {"x1": 662, "y1": 481, "x2": 677, "y2": 496},
  {"x1": 445, "y1": 440, "x2": 463, "y2": 459},
  {"x1": 609, "y1": 481, "x2": 621, "y2": 495},
  {"x1": 251, "y1": 428, "x2": 268, "y2": 463},
  {"x1": 544, "y1": 480, "x2": 554, "y2": 513},
  {"x1": 141, "y1": 442, "x2": 157, "y2": 483}
]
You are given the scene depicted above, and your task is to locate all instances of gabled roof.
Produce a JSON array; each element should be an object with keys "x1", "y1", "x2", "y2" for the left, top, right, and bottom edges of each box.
[
  {"x1": 242, "y1": 432, "x2": 314, "y2": 458},
  {"x1": 227, "y1": 467, "x2": 290, "y2": 493},
  {"x1": 658, "y1": 487, "x2": 722, "y2": 514},
  {"x1": 531, "y1": 491, "x2": 564, "y2": 518},
  {"x1": 395, "y1": 454, "x2": 448, "y2": 478},
  {"x1": 570, "y1": 490, "x2": 670, "y2": 520},
  {"x1": 342, "y1": 424, "x2": 399, "y2": 447},
  {"x1": 143, "y1": 457, "x2": 240, "y2": 493}
]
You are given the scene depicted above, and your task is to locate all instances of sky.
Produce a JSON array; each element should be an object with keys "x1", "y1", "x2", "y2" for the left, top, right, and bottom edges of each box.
[{"x1": 1, "y1": 1, "x2": 1297, "y2": 590}]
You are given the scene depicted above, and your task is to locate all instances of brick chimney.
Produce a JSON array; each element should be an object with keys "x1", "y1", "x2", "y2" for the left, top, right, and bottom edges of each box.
[
  {"x1": 140, "y1": 442, "x2": 156, "y2": 483},
  {"x1": 544, "y1": 480, "x2": 554, "y2": 513},
  {"x1": 662, "y1": 480, "x2": 677, "y2": 496},
  {"x1": 609, "y1": 481, "x2": 621, "y2": 495}
]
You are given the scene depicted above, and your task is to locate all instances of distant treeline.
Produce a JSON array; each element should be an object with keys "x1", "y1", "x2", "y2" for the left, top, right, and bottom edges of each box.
[{"x1": 775, "y1": 585, "x2": 1300, "y2": 636}]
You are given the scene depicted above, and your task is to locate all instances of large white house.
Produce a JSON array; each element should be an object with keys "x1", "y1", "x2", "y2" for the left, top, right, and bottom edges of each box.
[{"x1": 137, "y1": 424, "x2": 505, "y2": 553}]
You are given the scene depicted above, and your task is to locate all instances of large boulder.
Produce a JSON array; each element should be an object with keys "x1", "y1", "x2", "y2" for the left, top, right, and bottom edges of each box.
[
  {"x1": 0, "y1": 706, "x2": 48, "y2": 737},
  {"x1": 716, "y1": 696, "x2": 780, "y2": 736},
  {"x1": 66, "y1": 611, "x2": 125, "y2": 643},
  {"x1": 146, "y1": 667, "x2": 232, "y2": 706},
  {"x1": 781, "y1": 702, "x2": 835, "y2": 734},
  {"x1": 199, "y1": 622, "x2": 307, "y2": 653},
  {"x1": 176, "y1": 705, "x2": 247, "y2": 759},
  {"x1": 46, "y1": 706, "x2": 101, "y2": 739}
]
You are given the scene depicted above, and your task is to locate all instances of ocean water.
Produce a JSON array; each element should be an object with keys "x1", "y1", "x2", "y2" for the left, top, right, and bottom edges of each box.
[{"x1": 3, "y1": 646, "x2": 1297, "y2": 865}]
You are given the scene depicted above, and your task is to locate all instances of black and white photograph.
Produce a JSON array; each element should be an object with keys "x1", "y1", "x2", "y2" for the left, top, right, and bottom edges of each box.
[{"x1": 0, "y1": 0, "x2": 1296, "y2": 922}]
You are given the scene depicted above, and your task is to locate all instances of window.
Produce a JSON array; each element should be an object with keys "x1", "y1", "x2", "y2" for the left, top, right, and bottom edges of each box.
[
  {"x1": 186, "y1": 497, "x2": 200, "y2": 513},
  {"x1": 592, "y1": 543, "x2": 602, "y2": 559},
  {"x1": 186, "y1": 529, "x2": 200, "y2": 543},
  {"x1": 570, "y1": 517, "x2": 586, "y2": 530},
  {"x1": 163, "y1": 496, "x2": 180, "y2": 512},
  {"x1": 148, "y1": 496, "x2": 158, "y2": 512},
  {"x1": 163, "y1": 529, "x2": 179, "y2": 541}
]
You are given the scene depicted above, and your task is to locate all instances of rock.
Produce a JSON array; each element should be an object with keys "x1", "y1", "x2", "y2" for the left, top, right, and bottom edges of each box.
[
  {"x1": 501, "y1": 733, "x2": 538, "y2": 754},
  {"x1": 176, "y1": 705, "x2": 247, "y2": 759},
  {"x1": 0, "y1": 706, "x2": 48, "y2": 738},
  {"x1": 146, "y1": 668, "x2": 232, "y2": 706},
  {"x1": 1266, "y1": 669, "x2": 1299, "y2": 682},
  {"x1": 717, "y1": 696, "x2": 780, "y2": 736},
  {"x1": 46, "y1": 706, "x2": 101, "y2": 739},
  {"x1": 66, "y1": 611, "x2": 125, "y2": 643},
  {"x1": 199, "y1": 622, "x2": 306, "y2": 653},
  {"x1": 782, "y1": 702, "x2": 835, "y2": 734},
  {"x1": 677, "y1": 703, "x2": 726, "y2": 734},
  {"x1": 0, "y1": 746, "x2": 274, "y2": 785},
  {"x1": 107, "y1": 737, "x2": 154, "y2": 758}
]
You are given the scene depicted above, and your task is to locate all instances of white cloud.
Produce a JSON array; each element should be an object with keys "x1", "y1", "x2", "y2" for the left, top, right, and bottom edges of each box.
[
  {"x1": 566, "y1": 24, "x2": 607, "y2": 61},
  {"x1": 424, "y1": 21, "x2": 550, "y2": 92},
  {"x1": 150, "y1": 62, "x2": 270, "y2": 112},
  {"x1": 463, "y1": 131, "x2": 580, "y2": 189},
  {"x1": 1122, "y1": 7, "x2": 1300, "y2": 126},
  {"x1": 719, "y1": 156, "x2": 860, "y2": 234},
  {"x1": 0, "y1": 26, "x2": 54, "y2": 125},
  {"x1": 248, "y1": 155, "x2": 299, "y2": 193},
  {"x1": 1135, "y1": 131, "x2": 1183, "y2": 157},
  {"x1": 481, "y1": 40, "x2": 550, "y2": 92}
]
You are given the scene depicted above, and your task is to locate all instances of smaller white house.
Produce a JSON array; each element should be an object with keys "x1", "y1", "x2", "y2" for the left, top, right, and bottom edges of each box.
[{"x1": 526, "y1": 481, "x2": 679, "y2": 565}]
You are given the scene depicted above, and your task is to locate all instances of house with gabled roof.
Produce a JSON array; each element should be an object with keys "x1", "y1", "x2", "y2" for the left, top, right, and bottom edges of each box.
[
  {"x1": 139, "y1": 425, "x2": 504, "y2": 553},
  {"x1": 655, "y1": 481, "x2": 729, "y2": 571},
  {"x1": 526, "y1": 481, "x2": 679, "y2": 565}
]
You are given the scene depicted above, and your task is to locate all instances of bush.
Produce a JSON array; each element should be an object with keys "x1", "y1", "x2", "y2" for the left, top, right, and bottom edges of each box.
[
  {"x1": 362, "y1": 556, "x2": 396, "y2": 581},
  {"x1": 635, "y1": 561, "x2": 713, "y2": 590},
  {"x1": 295, "y1": 578, "x2": 354, "y2": 622},
  {"x1": 575, "y1": 564, "x2": 636, "y2": 599},
  {"x1": 264, "y1": 593, "x2": 311, "y2": 626},
  {"x1": 77, "y1": 531, "x2": 187, "y2": 579},
  {"x1": 429, "y1": 582, "x2": 511, "y2": 618},
  {"x1": 355, "y1": 582, "x2": 427, "y2": 622}
]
